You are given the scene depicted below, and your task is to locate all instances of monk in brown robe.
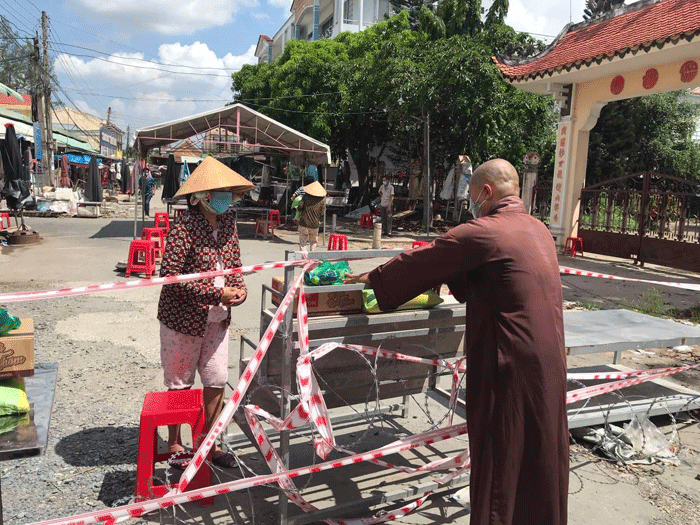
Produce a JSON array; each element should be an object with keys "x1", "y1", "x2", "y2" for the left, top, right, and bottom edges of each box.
[{"x1": 345, "y1": 159, "x2": 568, "y2": 524}]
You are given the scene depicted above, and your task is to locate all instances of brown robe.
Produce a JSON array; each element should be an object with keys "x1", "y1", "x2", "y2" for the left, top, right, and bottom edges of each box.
[{"x1": 369, "y1": 196, "x2": 568, "y2": 525}]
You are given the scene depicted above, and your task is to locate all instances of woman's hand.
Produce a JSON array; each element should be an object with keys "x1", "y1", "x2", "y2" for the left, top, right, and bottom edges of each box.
[
  {"x1": 342, "y1": 273, "x2": 370, "y2": 285},
  {"x1": 222, "y1": 287, "x2": 247, "y2": 306}
]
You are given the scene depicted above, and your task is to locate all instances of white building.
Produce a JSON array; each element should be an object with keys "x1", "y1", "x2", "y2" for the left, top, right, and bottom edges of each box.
[{"x1": 255, "y1": 0, "x2": 392, "y2": 63}]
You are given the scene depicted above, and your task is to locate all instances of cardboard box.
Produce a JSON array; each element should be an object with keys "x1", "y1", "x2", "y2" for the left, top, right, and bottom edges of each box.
[
  {"x1": 271, "y1": 277, "x2": 361, "y2": 316},
  {"x1": 0, "y1": 318, "x2": 34, "y2": 379}
]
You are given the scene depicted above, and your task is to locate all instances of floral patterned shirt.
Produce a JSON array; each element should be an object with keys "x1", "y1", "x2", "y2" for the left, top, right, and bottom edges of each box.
[{"x1": 157, "y1": 208, "x2": 246, "y2": 337}]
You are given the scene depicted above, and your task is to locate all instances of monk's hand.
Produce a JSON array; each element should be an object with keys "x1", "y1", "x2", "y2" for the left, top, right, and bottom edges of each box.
[{"x1": 343, "y1": 273, "x2": 370, "y2": 285}]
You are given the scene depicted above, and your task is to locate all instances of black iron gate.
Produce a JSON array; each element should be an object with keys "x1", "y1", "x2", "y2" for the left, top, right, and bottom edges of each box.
[{"x1": 577, "y1": 172, "x2": 700, "y2": 271}]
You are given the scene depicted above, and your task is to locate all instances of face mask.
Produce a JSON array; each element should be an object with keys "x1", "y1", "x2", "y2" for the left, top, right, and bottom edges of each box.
[
  {"x1": 468, "y1": 188, "x2": 485, "y2": 219},
  {"x1": 383, "y1": 180, "x2": 388, "y2": 186},
  {"x1": 199, "y1": 191, "x2": 232, "y2": 214}
]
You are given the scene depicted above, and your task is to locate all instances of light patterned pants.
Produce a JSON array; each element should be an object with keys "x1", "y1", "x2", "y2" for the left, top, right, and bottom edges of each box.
[
  {"x1": 160, "y1": 321, "x2": 229, "y2": 389},
  {"x1": 299, "y1": 225, "x2": 319, "y2": 251}
]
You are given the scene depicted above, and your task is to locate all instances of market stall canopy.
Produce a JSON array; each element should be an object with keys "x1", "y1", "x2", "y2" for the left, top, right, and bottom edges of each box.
[{"x1": 134, "y1": 103, "x2": 332, "y2": 166}]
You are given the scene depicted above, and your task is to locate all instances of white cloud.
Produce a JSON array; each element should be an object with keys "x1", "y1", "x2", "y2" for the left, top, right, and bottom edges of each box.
[
  {"x1": 54, "y1": 42, "x2": 257, "y2": 131},
  {"x1": 252, "y1": 12, "x2": 271, "y2": 20},
  {"x1": 69, "y1": 0, "x2": 259, "y2": 35},
  {"x1": 505, "y1": 0, "x2": 589, "y2": 41},
  {"x1": 267, "y1": 0, "x2": 291, "y2": 9}
]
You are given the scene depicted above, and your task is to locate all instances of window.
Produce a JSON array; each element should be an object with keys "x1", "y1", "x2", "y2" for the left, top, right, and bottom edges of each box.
[
  {"x1": 343, "y1": 0, "x2": 355, "y2": 23},
  {"x1": 321, "y1": 16, "x2": 333, "y2": 38}
]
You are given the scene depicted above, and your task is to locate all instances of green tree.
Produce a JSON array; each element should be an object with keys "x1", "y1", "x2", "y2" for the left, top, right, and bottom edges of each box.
[
  {"x1": 0, "y1": 17, "x2": 33, "y2": 93},
  {"x1": 587, "y1": 91, "x2": 700, "y2": 183},
  {"x1": 485, "y1": 0, "x2": 509, "y2": 28}
]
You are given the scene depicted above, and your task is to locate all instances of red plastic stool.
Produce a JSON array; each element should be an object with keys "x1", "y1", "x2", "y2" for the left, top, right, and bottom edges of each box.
[
  {"x1": 268, "y1": 210, "x2": 281, "y2": 226},
  {"x1": 255, "y1": 218, "x2": 274, "y2": 238},
  {"x1": 327, "y1": 234, "x2": 348, "y2": 251},
  {"x1": 154, "y1": 212, "x2": 170, "y2": 235},
  {"x1": 142, "y1": 227, "x2": 165, "y2": 258},
  {"x1": 0, "y1": 213, "x2": 10, "y2": 230},
  {"x1": 126, "y1": 239, "x2": 156, "y2": 277},
  {"x1": 135, "y1": 389, "x2": 213, "y2": 505},
  {"x1": 412, "y1": 241, "x2": 429, "y2": 248},
  {"x1": 565, "y1": 237, "x2": 584, "y2": 257},
  {"x1": 359, "y1": 214, "x2": 374, "y2": 229}
]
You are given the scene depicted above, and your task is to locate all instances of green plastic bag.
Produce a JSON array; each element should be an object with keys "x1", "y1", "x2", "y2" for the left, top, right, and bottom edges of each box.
[
  {"x1": 362, "y1": 289, "x2": 443, "y2": 314},
  {"x1": 305, "y1": 260, "x2": 352, "y2": 286},
  {"x1": 0, "y1": 378, "x2": 30, "y2": 416},
  {"x1": 0, "y1": 309, "x2": 21, "y2": 336}
]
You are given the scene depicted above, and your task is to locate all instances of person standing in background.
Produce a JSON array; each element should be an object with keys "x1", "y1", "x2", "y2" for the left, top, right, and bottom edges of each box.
[
  {"x1": 378, "y1": 176, "x2": 394, "y2": 237},
  {"x1": 297, "y1": 180, "x2": 326, "y2": 252}
]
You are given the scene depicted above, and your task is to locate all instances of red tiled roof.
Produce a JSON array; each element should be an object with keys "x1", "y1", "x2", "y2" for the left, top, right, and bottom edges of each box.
[
  {"x1": 0, "y1": 93, "x2": 31, "y2": 106},
  {"x1": 495, "y1": 0, "x2": 700, "y2": 80},
  {"x1": 261, "y1": 34, "x2": 272, "y2": 42}
]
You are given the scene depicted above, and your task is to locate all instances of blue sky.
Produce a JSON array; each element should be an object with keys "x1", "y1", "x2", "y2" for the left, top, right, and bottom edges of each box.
[{"x1": 1, "y1": 0, "x2": 593, "y2": 139}]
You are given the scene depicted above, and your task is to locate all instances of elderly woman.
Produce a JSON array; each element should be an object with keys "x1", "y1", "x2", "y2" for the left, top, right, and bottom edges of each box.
[{"x1": 157, "y1": 157, "x2": 253, "y2": 469}]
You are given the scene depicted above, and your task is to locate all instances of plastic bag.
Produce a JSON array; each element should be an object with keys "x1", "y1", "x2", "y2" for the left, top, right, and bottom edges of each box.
[
  {"x1": 623, "y1": 416, "x2": 672, "y2": 457},
  {"x1": 0, "y1": 309, "x2": 21, "y2": 336},
  {"x1": 305, "y1": 260, "x2": 352, "y2": 286}
]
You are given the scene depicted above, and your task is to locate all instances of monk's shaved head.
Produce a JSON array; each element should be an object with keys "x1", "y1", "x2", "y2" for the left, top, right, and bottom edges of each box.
[{"x1": 471, "y1": 159, "x2": 520, "y2": 200}]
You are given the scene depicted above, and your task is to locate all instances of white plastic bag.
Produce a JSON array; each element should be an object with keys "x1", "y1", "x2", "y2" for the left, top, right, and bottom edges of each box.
[{"x1": 440, "y1": 167, "x2": 455, "y2": 200}]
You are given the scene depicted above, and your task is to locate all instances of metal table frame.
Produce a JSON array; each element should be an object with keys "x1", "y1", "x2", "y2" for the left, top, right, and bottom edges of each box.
[{"x1": 272, "y1": 249, "x2": 467, "y2": 525}]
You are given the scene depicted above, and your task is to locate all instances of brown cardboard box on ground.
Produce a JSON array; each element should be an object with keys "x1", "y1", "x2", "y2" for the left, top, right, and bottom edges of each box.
[
  {"x1": 0, "y1": 318, "x2": 35, "y2": 379},
  {"x1": 271, "y1": 277, "x2": 361, "y2": 316}
]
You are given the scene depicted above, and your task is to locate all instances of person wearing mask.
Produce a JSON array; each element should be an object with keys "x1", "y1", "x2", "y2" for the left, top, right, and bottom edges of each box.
[
  {"x1": 344, "y1": 159, "x2": 568, "y2": 525},
  {"x1": 157, "y1": 157, "x2": 254, "y2": 469},
  {"x1": 297, "y1": 180, "x2": 326, "y2": 252},
  {"x1": 378, "y1": 176, "x2": 394, "y2": 237}
]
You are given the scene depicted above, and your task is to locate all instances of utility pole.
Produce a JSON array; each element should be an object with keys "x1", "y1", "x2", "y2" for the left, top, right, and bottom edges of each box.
[
  {"x1": 41, "y1": 11, "x2": 54, "y2": 187},
  {"x1": 33, "y1": 33, "x2": 47, "y2": 188},
  {"x1": 106, "y1": 106, "x2": 111, "y2": 125},
  {"x1": 422, "y1": 107, "x2": 431, "y2": 238}
]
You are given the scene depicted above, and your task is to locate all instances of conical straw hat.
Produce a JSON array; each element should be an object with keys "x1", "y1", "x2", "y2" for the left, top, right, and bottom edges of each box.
[
  {"x1": 303, "y1": 180, "x2": 327, "y2": 197},
  {"x1": 174, "y1": 156, "x2": 254, "y2": 198}
]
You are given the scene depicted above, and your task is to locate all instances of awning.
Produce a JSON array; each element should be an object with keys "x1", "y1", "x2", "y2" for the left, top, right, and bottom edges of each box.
[
  {"x1": 135, "y1": 103, "x2": 332, "y2": 165},
  {"x1": 0, "y1": 106, "x2": 96, "y2": 153}
]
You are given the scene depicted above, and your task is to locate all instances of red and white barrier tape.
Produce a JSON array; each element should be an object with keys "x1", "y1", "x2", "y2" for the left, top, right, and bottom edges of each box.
[
  {"x1": 28, "y1": 424, "x2": 467, "y2": 525},
  {"x1": 0, "y1": 259, "x2": 314, "y2": 304},
  {"x1": 174, "y1": 265, "x2": 312, "y2": 492},
  {"x1": 567, "y1": 364, "x2": 698, "y2": 404},
  {"x1": 18, "y1": 257, "x2": 699, "y2": 525},
  {"x1": 560, "y1": 266, "x2": 700, "y2": 292}
]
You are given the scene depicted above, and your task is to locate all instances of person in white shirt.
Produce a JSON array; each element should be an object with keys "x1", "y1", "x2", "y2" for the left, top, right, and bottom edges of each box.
[{"x1": 378, "y1": 176, "x2": 394, "y2": 237}]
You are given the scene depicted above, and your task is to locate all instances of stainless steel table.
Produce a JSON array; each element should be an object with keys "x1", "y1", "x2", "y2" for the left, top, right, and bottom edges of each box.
[{"x1": 0, "y1": 363, "x2": 58, "y2": 524}]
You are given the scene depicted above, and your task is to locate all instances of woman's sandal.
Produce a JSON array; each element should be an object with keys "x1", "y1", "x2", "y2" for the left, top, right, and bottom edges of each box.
[{"x1": 212, "y1": 451, "x2": 238, "y2": 468}]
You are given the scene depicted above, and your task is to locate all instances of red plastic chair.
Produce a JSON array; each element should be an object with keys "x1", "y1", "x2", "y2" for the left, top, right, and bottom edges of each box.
[
  {"x1": 135, "y1": 389, "x2": 213, "y2": 505},
  {"x1": 565, "y1": 237, "x2": 584, "y2": 257},
  {"x1": 268, "y1": 210, "x2": 281, "y2": 226},
  {"x1": 327, "y1": 234, "x2": 348, "y2": 251},
  {"x1": 154, "y1": 212, "x2": 170, "y2": 235},
  {"x1": 0, "y1": 212, "x2": 12, "y2": 230},
  {"x1": 142, "y1": 227, "x2": 165, "y2": 258},
  {"x1": 125, "y1": 240, "x2": 156, "y2": 277},
  {"x1": 255, "y1": 218, "x2": 274, "y2": 238},
  {"x1": 359, "y1": 214, "x2": 374, "y2": 229}
]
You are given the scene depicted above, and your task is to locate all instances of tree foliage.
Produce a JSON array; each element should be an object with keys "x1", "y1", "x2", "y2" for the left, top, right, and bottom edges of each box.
[
  {"x1": 587, "y1": 92, "x2": 700, "y2": 183},
  {"x1": 232, "y1": 10, "x2": 556, "y2": 187},
  {"x1": 0, "y1": 17, "x2": 34, "y2": 93}
]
